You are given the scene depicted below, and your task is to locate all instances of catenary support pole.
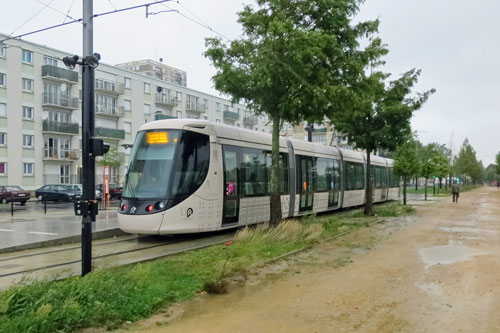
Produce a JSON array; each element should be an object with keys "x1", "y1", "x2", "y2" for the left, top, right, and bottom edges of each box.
[{"x1": 81, "y1": 0, "x2": 96, "y2": 276}]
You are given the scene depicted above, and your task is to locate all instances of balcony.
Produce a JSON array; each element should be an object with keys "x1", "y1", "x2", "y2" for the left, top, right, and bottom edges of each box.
[
  {"x1": 155, "y1": 94, "x2": 178, "y2": 108},
  {"x1": 43, "y1": 92, "x2": 79, "y2": 110},
  {"x1": 95, "y1": 79, "x2": 124, "y2": 95},
  {"x1": 44, "y1": 149, "x2": 80, "y2": 161},
  {"x1": 42, "y1": 120, "x2": 79, "y2": 135},
  {"x1": 243, "y1": 115, "x2": 258, "y2": 125},
  {"x1": 95, "y1": 104, "x2": 123, "y2": 117},
  {"x1": 186, "y1": 102, "x2": 207, "y2": 114},
  {"x1": 41, "y1": 65, "x2": 78, "y2": 83},
  {"x1": 312, "y1": 128, "x2": 327, "y2": 133},
  {"x1": 223, "y1": 111, "x2": 240, "y2": 121},
  {"x1": 154, "y1": 114, "x2": 177, "y2": 120},
  {"x1": 95, "y1": 127, "x2": 125, "y2": 139}
]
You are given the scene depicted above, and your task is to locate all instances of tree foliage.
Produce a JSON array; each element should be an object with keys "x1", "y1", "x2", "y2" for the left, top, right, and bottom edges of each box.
[
  {"x1": 205, "y1": 0, "x2": 386, "y2": 225},
  {"x1": 329, "y1": 65, "x2": 434, "y2": 214},
  {"x1": 454, "y1": 138, "x2": 482, "y2": 184},
  {"x1": 394, "y1": 138, "x2": 419, "y2": 205}
]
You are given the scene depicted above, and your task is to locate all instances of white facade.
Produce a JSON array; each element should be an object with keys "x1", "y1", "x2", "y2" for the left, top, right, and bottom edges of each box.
[{"x1": 0, "y1": 33, "x2": 271, "y2": 190}]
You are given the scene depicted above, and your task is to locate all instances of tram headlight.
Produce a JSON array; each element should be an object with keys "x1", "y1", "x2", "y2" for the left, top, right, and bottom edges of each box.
[
  {"x1": 146, "y1": 205, "x2": 154, "y2": 212},
  {"x1": 158, "y1": 202, "x2": 166, "y2": 209}
]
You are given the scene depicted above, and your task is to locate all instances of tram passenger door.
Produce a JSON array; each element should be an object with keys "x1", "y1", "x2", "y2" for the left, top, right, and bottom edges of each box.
[
  {"x1": 222, "y1": 146, "x2": 239, "y2": 225},
  {"x1": 328, "y1": 159, "x2": 341, "y2": 208},
  {"x1": 298, "y1": 156, "x2": 314, "y2": 213}
]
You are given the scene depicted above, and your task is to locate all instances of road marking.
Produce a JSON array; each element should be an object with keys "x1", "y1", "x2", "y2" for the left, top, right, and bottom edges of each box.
[
  {"x1": 0, "y1": 229, "x2": 15, "y2": 232},
  {"x1": 28, "y1": 231, "x2": 58, "y2": 236}
]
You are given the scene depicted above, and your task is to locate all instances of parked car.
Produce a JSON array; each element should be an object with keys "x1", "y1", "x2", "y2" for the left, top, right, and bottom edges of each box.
[
  {"x1": 96, "y1": 183, "x2": 122, "y2": 199},
  {"x1": 66, "y1": 184, "x2": 102, "y2": 200},
  {"x1": 0, "y1": 186, "x2": 31, "y2": 205},
  {"x1": 35, "y1": 184, "x2": 82, "y2": 202}
]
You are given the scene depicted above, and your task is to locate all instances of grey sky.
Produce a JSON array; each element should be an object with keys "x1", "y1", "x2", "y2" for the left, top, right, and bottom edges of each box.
[{"x1": 1, "y1": 0, "x2": 498, "y2": 165}]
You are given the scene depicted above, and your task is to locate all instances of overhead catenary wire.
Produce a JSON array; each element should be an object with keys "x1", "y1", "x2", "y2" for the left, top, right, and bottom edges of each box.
[
  {"x1": 9, "y1": 0, "x2": 57, "y2": 36},
  {"x1": 160, "y1": 1, "x2": 232, "y2": 41},
  {"x1": 0, "y1": 0, "x2": 173, "y2": 44},
  {"x1": 61, "y1": 0, "x2": 78, "y2": 23}
]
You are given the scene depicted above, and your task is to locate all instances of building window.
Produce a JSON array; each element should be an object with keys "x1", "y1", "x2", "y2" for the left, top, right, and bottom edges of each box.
[
  {"x1": 124, "y1": 77, "x2": 131, "y2": 88},
  {"x1": 216, "y1": 119, "x2": 220, "y2": 124},
  {"x1": 60, "y1": 165, "x2": 70, "y2": 183},
  {"x1": 0, "y1": 133, "x2": 6, "y2": 145},
  {"x1": 0, "y1": 43, "x2": 5, "y2": 57},
  {"x1": 124, "y1": 122, "x2": 131, "y2": 133},
  {"x1": 23, "y1": 134, "x2": 34, "y2": 148},
  {"x1": 44, "y1": 56, "x2": 58, "y2": 66},
  {"x1": 216, "y1": 102, "x2": 220, "y2": 112},
  {"x1": 176, "y1": 110, "x2": 182, "y2": 118},
  {"x1": 0, "y1": 73, "x2": 5, "y2": 87},
  {"x1": 0, "y1": 162, "x2": 6, "y2": 175},
  {"x1": 0, "y1": 103, "x2": 5, "y2": 117},
  {"x1": 144, "y1": 82, "x2": 150, "y2": 93},
  {"x1": 123, "y1": 99, "x2": 131, "y2": 111},
  {"x1": 143, "y1": 104, "x2": 150, "y2": 114},
  {"x1": 22, "y1": 49, "x2": 33, "y2": 64},
  {"x1": 23, "y1": 163, "x2": 34, "y2": 176},
  {"x1": 176, "y1": 91, "x2": 182, "y2": 102},
  {"x1": 22, "y1": 106, "x2": 34, "y2": 120},
  {"x1": 22, "y1": 78, "x2": 34, "y2": 92}
]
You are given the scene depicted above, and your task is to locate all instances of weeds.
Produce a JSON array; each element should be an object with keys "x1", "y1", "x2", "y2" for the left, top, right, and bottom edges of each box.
[{"x1": 0, "y1": 202, "x2": 413, "y2": 332}]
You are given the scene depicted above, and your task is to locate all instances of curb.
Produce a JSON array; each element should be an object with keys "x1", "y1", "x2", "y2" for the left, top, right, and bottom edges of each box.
[{"x1": 0, "y1": 228, "x2": 127, "y2": 254}]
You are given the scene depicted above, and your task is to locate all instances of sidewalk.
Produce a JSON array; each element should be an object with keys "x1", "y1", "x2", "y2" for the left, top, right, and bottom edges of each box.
[{"x1": 0, "y1": 204, "x2": 123, "y2": 253}]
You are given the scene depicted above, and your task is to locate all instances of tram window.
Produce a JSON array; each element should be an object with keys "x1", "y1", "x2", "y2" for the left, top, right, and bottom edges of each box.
[
  {"x1": 265, "y1": 152, "x2": 289, "y2": 195},
  {"x1": 242, "y1": 149, "x2": 266, "y2": 197},
  {"x1": 170, "y1": 131, "x2": 210, "y2": 197},
  {"x1": 374, "y1": 166, "x2": 382, "y2": 188},
  {"x1": 314, "y1": 158, "x2": 328, "y2": 192},
  {"x1": 345, "y1": 162, "x2": 364, "y2": 190}
]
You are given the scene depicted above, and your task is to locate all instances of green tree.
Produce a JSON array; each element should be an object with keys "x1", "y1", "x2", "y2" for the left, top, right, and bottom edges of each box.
[
  {"x1": 329, "y1": 68, "x2": 434, "y2": 215},
  {"x1": 420, "y1": 143, "x2": 441, "y2": 200},
  {"x1": 454, "y1": 138, "x2": 481, "y2": 185},
  {"x1": 205, "y1": 0, "x2": 385, "y2": 225},
  {"x1": 393, "y1": 138, "x2": 419, "y2": 205},
  {"x1": 96, "y1": 146, "x2": 121, "y2": 168}
]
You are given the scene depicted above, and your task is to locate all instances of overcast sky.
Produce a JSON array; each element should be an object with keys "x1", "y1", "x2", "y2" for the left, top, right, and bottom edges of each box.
[{"x1": 1, "y1": 0, "x2": 498, "y2": 165}]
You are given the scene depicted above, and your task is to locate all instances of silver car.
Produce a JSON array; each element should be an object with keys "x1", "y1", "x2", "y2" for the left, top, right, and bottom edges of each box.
[{"x1": 67, "y1": 184, "x2": 102, "y2": 200}]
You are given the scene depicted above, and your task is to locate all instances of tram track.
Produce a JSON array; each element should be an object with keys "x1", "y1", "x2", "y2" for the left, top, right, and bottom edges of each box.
[{"x1": 0, "y1": 230, "x2": 235, "y2": 289}]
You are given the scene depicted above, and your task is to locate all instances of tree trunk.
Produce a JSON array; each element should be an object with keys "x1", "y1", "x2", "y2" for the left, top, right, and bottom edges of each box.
[
  {"x1": 269, "y1": 114, "x2": 282, "y2": 227},
  {"x1": 424, "y1": 177, "x2": 428, "y2": 200},
  {"x1": 415, "y1": 177, "x2": 418, "y2": 190},
  {"x1": 403, "y1": 175, "x2": 407, "y2": 205},
  {"x1": 364, "y1": 151, "x2": 373, "y2": 216}
]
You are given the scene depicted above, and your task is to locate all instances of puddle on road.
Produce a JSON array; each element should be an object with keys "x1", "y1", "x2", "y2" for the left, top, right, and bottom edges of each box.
[
  {"x1": 419, "y1": 243, "x2": 488, "y2": 268},
  {"x1": 417, "y1": 282, "x2": 443, "y2": 296},
  {"x1": 439, "y1": 227, "x2": 498, "y2": 234}
]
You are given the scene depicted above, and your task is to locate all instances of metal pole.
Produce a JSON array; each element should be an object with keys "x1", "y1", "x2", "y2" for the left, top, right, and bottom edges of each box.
[{"x1": 82, "y1": 0, "x2": 96, "y2": 276}]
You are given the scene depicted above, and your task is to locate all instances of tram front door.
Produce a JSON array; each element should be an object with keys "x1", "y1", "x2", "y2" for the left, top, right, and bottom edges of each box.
[{"x1": 222, "y1": 146, "x2": 239, "y2": 225}]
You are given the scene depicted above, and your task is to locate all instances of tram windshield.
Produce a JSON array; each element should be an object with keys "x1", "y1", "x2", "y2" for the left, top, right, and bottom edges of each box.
[{"x1": 123, "y1": 129, "x2": 210, "y2": 200}]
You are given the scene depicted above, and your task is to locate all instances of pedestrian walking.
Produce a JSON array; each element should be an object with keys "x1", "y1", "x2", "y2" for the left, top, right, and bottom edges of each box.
[{"x1": 451, "y1": 181, "x2": 460, "y2": 203}]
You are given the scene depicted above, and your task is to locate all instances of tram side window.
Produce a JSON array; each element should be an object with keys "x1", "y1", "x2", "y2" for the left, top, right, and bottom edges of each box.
[
  {"x1": 242, "y1": 149, "x2": 267, "y2": 197},
  {"x1": 374, "y1": 166, "x2": 382, "y2": 189},
  {"x1": 268, "y1": 153, "x2": 289, "y2": 194},
  {"x1": 170, "y1": 131, "x2": 210, "y2": 197},
  {"x1": 389, "y1": 168, "x2": 400, "y2": 187},
  {"x1": 345, "y1": 162, "x2": 365, "y2": 190}
]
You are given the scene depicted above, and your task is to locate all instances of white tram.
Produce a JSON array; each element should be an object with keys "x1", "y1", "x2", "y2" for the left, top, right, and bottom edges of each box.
[{"x1": 118, "y1": 120, "x2": 399, "y2": 234}]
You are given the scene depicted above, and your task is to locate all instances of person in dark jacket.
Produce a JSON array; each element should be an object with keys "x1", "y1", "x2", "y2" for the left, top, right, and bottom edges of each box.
[{"x1": 451, "y1": 181, "x2": 460, "y2": 203}]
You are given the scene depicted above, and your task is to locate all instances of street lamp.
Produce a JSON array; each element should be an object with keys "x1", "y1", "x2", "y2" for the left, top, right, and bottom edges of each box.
[{"x1": 62, "y1": 53, "x2": 101, "y2": 70}]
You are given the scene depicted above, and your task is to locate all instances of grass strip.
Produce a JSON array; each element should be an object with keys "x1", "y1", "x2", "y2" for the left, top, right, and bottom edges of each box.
[{"x1": 0, "y1": 202, "x2": 413, "y2": 333}]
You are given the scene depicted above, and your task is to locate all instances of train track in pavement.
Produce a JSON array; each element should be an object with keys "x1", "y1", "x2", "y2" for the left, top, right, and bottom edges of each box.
[{"x1": 0, "y1": 230, "x2": 236, "y2": 290}]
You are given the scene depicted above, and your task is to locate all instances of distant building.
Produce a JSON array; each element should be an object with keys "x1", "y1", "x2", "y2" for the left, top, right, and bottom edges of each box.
[
  {"x1": 0, "y1": 33, "x2": 270, "y2": 189},
  {"x1": 115, "y1": 59, "x2": 187, "y2": 87},
  {"x1": 280, "y1": 121, "x2": 354, "y2": 150}
]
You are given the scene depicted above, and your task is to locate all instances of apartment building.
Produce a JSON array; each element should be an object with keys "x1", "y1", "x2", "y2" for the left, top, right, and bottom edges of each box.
[
  {"x1": 0, "y1": 33, "x2": 270, "y2": 190},
  {"x1": 116, "y1": 59, "x2": 187, "y2": 87},
  {"x1": 280, "y1": 122, "x2": 354, "y2": 150}
]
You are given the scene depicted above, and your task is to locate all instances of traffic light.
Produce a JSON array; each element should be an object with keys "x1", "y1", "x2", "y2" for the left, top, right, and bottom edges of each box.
[{"x1": 91, "y1": 138, "x2": 110, "y2": 156}]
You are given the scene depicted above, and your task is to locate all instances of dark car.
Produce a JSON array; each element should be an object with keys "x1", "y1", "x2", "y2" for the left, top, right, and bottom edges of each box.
[
  {"x1": 0, "y1": 186, "x2": 31, "y2": 205},
  {"x1": 35, "y1": 184, "x2": 82, "y2": 202},
  {"x1": 96, "y1": 184, "x2": 122, "y2": 200}
]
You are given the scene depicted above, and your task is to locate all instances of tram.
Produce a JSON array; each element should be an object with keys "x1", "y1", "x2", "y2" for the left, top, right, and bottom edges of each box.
[{"x1": 118, "y1": 119, "x2": 399, "y2": 234}]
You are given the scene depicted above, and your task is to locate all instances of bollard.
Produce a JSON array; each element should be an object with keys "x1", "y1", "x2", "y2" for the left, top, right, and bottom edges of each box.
[
  {"x1": 10, "y1": 196, "x2": 13, "y2": 217},
  {"x1": 44, "y1": 197, "x2": 47, "y2": 214}
]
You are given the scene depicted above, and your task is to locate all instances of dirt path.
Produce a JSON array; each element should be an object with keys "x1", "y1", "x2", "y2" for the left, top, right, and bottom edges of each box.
[{"x1": 119, "y1": 187, "x2": 500, "y2": 332}]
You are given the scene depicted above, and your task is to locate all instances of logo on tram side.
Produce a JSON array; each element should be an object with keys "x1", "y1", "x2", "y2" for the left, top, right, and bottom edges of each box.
[{"x1": 187, "y1": 208, "x2": 193, "y2": 218}]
